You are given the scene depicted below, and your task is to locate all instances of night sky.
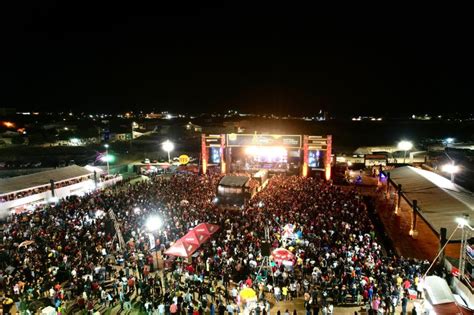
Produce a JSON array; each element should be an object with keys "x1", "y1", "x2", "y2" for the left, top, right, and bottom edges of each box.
[{"x1": 1, "y1": 3, "x2": 472, "y2": 116}]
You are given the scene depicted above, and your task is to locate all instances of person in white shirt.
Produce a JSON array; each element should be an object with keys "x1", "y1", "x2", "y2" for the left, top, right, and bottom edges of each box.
[
  {"x1": 158, "y1": 302, "x2": 165, "y2": 315},
  {"x1": 274, "y1": 286, "x2": 281, "y2": 302}
]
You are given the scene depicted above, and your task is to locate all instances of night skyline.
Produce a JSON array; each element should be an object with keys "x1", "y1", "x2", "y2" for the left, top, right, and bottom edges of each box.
[{"x1": 1, "y1": 3, "x2": 472, "y2": 116}]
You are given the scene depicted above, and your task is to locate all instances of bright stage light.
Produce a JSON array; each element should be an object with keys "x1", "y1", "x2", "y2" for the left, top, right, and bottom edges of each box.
[
  {"x1": 244, "y1": 146, "x2": 287, "y2": 157},
  {"x1": 146, "y1": 216, "x2": 162, "y2": 232}
]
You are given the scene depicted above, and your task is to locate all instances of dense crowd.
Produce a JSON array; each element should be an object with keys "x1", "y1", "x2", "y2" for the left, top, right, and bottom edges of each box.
[{"x1": 0, "y1": 173, "x2": 429, "y2": 314}]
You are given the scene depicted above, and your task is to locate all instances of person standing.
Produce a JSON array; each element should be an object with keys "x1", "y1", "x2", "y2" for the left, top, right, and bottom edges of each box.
[
  {"x1": 274, "y1": 285, "x2": 281, "y2": 302},
  {"x1": 401, "y1": 293, "x2": 408, "y2": 315},
  {"x1": 282, "y1": 285, "x2": 289, "y2": 301}
]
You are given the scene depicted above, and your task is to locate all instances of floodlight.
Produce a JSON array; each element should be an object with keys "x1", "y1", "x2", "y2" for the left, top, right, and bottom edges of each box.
[{"x1": 146, "y1": 216, "x2": 163, "y2": 232}]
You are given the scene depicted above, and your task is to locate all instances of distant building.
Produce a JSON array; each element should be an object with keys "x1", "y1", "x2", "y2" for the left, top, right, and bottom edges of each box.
[{"x1": 184, "y1": 122, "x2": 202, "y2": 132}]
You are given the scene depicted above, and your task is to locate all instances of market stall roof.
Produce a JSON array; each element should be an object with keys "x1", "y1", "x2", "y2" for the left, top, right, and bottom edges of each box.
[
  {"x1": 389, "y1": 166, "x2": 474, "y2": 241},
  {"x1": 0, "y1": 165, "x2": 93, "y2": 195},
  {"x1": 219, "y1": 175, "x2": 249, "y2": 187}
]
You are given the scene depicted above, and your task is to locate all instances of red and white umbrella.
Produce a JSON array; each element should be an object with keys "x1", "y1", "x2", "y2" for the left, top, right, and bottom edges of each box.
[
  {"x1": 164, "y1": 240, "x2": 199, "y2": 258},
  {"x1": 271, "y1": 248, "x2": 295, "y2": 265},
  {"x1": 193, "y1": 223, "x2": 220, "y2": 236}
]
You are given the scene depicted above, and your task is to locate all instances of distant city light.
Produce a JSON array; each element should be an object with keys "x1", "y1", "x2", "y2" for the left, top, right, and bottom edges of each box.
[
  {"x1": 3, "y1": 121, "x2": 15, "y2": 128},
  {"x1": 69, "y1": 138, "x2": 80, "y2": 145}
]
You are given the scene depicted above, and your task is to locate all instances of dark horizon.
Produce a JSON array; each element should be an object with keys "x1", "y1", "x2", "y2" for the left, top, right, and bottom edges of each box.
[{"x1": 1, "y1": 3, "x2": 473, "y2": 116}]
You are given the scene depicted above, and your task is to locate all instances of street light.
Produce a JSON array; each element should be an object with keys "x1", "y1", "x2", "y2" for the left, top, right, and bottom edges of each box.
[
  {"x1": 397, "y1": 140, "x2": 413, "y2": 164},
  {"x1": 104, "y1": 144, "x2": 110, "y2": 174},
  {"x1": 162, "y1": 140, "x2": 174, "y2": 163},
  {"x1": 441, "y1": 162, "x2": 459, "y2": 183}
]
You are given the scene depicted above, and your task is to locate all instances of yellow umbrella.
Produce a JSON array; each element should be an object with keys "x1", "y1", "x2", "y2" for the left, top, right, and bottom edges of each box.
[{"x1": 239, "y1": 287, "x2": 257, "y2": 299}]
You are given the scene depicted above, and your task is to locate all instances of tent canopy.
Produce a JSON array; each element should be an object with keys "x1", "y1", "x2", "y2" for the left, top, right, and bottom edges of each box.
[
  {"x1": 164, "y1": 240, "x2": 199, "y2": 258},
  {"x1": 164, "y1": 222, "x2": 220, "y2": 258},
  {"x1": 389, "y1": 166, "x2": 474, "y2": 241},
  {"x1": 194, "y1": 223, "x2": 220, "y2": 235},
  {"x1": 0, "y1": 165, "x2": 92, "y2": 196},
  {"x1": 182, "y1": 230, "x2": 205, "y2": 246}
]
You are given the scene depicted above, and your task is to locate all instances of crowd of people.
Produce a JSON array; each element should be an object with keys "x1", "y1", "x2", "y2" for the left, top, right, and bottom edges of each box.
[{"x1": 0, "y1": 172, "x2": 430, "y2": 314}]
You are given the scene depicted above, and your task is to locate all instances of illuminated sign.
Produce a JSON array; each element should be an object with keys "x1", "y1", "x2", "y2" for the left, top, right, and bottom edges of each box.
[
  {"x1": 204, "y1": 134, "x2": 223, "y2": 147},
  {"x1": 308, "y1": 136, "x2": 329, "y2": 150},
  {"x1": 226, "y1": 134, "x2": 302, "y2": 148},
  {"x1": 178, "y1": 155, "x2": 190, "y2": 165}
]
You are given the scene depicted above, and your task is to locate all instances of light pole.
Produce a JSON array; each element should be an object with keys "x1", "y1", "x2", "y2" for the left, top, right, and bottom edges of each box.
[
  {"x1": 441, "y1": 162, "x2": 459, "y2": 183},
  {"x1": 397, "y1": 140, "x2": 413, "y2": 164},
  {"x1": 441, "y1": 151, "x2": 458, "y2": 183},
  {"x1": 162, "y1": 140, "x2": 174, "y2": 164},
  {"x1": 104, "y1": 144, "x2": 110, "y2": 174}
]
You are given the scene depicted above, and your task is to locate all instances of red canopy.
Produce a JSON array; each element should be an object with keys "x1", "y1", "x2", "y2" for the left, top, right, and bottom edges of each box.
[
  {"x1": 272, "y1": 248, "x2": 295, "y2": 264},
  {"x1": 164, "y1": 240, "x2": 199, "y2": 258},
  {"x1": 164, "y1": 223, "x2": 220, "y2": 258},
  {"x1": 194, "y1": 223, "x2": 220, "y2": 236},
  {"x1": 182, "y1": 230, "x2": 206, "y2": 246}
]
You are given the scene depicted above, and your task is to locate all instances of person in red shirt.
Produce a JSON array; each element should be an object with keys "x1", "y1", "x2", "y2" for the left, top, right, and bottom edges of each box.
[
  {"x1": 245, "y1": 276, "x2": 253, "y2": 287},
  {"x1": 403, "y1": 279, "x2": 411, "y2": 290}
]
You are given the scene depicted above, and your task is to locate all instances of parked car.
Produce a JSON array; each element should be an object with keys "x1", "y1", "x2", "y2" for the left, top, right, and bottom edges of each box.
[
  {"x1": 142, "y1": 158, "x2": 150, "y2": 164},
  {"x1": 31, "y1": 161, "x2": 42, "y2": 167},
  {"x1": 0, "y1": 161, "x2": 6, "y2": 168}
]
